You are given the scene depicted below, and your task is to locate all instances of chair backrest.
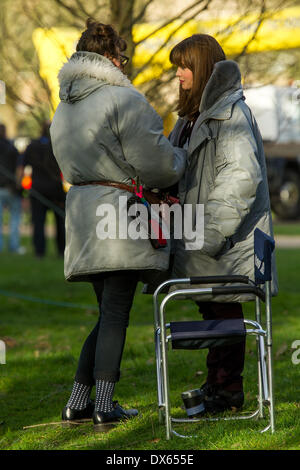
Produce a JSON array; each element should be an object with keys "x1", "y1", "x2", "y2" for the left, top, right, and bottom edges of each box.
[{"x1": 254, "y1": 228, "x2": 275, "y2": 285}]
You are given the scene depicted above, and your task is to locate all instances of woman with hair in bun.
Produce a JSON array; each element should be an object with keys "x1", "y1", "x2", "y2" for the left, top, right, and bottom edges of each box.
[
  {"x1": 50, "y1": 19, "x2": 186, "y2": 431},
  {"x1": 168, "y1": 34, "x2": 277, "y2": 416}
]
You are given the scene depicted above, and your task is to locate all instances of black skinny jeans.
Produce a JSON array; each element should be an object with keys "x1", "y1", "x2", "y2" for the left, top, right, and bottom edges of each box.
[{"x1": 74, "y1": 271, "x2": 139, "y2": 385}]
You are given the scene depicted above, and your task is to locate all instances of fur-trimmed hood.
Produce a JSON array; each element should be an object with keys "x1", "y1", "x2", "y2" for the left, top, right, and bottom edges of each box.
[
  {"x1": 199, "y1": 60, "x2": 243, "y2": 118},
  {"x1": 58, "y1": 51, "x2": 134, "y2": 103}
]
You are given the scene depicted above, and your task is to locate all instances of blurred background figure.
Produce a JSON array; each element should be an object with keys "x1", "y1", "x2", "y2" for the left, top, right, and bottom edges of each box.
[
  {"x1": 21, "y1": 120, "x2": 66, "y2": 258},
  {"x1": 0, "y1": 123, "x2": 23, "y2": 254}
]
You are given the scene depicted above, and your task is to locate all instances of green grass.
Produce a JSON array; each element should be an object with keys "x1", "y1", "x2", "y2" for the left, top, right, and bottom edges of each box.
[
  {"x1": 0, "y1": 235, "x2": 300, "y2": 450},
  {"x1": 273, "y1": 220, "x2": 300, "y2": 236}
]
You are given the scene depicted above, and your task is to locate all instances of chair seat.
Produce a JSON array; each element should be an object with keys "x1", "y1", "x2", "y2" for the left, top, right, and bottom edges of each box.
[{"x1": 170, "y1": 319, "x2": 246, "y2": 350}]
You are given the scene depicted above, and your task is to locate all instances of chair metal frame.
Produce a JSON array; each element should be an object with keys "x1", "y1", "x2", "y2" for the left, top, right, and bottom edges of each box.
[{"x1": 153, "y1": 275, "x2": 275, "y2": 440}]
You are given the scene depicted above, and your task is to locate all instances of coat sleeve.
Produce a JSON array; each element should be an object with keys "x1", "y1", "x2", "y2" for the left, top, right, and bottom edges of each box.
[
  {"x1": 201, "y1": 111, "x2": 263, "y2": 257},
  {"x1": 113, "y1": 88, "x2": 186, "y2": 188}
]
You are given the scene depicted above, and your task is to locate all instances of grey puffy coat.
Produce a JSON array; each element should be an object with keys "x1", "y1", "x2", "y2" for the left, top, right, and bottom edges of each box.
[
  {"x1": 169, "y1": 60, "x2": 278, "y2": 302},
  {"x1": 50, "y1": 51, "x2": 186, "y2": 282}
]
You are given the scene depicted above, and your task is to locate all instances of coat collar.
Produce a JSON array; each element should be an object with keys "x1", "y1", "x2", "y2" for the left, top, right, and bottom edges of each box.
[
  {"x1": 58, "y1": 51, "x2": 134, "y2": 89},
  {"x1": 194, "y1": 60, "x2": 243, "y2": 125},
  {"x1": 187, "y1": 61, "x2": 244, "y2": 155},
  {"x1": 199, "y1": 60, "x2": 242, "y2": 112}
]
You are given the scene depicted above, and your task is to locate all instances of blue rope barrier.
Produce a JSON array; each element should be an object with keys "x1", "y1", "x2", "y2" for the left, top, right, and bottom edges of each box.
[{"x1": 0, "y1": 289, "x2": 98, "y2": 310}]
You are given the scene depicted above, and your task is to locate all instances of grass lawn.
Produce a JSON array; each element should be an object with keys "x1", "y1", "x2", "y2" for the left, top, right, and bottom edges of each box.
[
  {"x1": 0, "y1": 235, "x2": 300, "y2": 451},
  {"x1": 273, "y1": 220, "x2": 300, "y2": 236}
]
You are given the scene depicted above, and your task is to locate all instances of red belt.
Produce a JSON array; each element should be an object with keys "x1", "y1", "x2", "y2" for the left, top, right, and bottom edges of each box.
[{"x1": 73, "y1": 180, "x2": 178, "y2": 205}]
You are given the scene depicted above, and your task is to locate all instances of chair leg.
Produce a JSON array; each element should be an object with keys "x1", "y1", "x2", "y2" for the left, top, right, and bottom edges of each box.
[
  {"x1": 266, "y1": 281, "x2": 275, "y2": 433},
  {"x1": 257, "y1": 336, "x2": 264, "y2": 418},
  {"x1": 259, "y1": 336, "x2": 269, "y2": 402},
  {"x1": 158, "y1": 408, "x2": 165, "y2": 424},
  {"x1": 255, "y1": 298, "x2": 264, "y2": 418},
  {"x1": 267, "y1": 344, "x2": 275, "y2": 433},
  {"x1": 161, "y1": 339, "x2": 171, "y2": 439},
  {"x1": 160, "y1": 315, "x2": 171, "y2": 439},
  {"x1": 155, "y1": 329, "x2": 164, "y2": 410},
  {"x1": 155, "y1": 329, "x2": 168, "y2": 428}
]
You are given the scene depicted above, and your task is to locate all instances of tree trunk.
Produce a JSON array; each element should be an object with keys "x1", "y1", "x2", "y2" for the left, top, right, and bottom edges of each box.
[{"x1": 109, "y1": 0, "x2": 135, "y2": 78}]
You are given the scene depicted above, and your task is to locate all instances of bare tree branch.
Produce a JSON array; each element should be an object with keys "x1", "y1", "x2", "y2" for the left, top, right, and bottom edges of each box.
[
  {"x1": 233, "y1": 5, "x2": 266, "y2": 60},
  {"x1": 4, "y1": 82, "x2": 40, "y2": 121},
  {"x1": 51, "y1": 0, "x2": 86, "y2": 22},
  {"x1": 90, "y1": 0, "x2": 110, "y2": 20},
  {"x1": 134, "y1": 0, "x2": 208, "y2": 46},
  {"x1": 23, "y1": 0, "x2": 83, "y2": 29},
  {"x1": 132, "y1": 0, "x2": 154, "y2": 24},
  {"x1": 73, "y1": 0, "x2": 92, "y2": 18},
  {"x1": 132, "y1": 0, "x2": 211, "y2": 80},
  {"x1": 0, "y1": 2, "x2": 52, "y2": 124},
  {"x1": 1, "y1": 0, "x2": 299, "y2": 135},
  {"x1": 231, "y1": 0, "x2": 293, "y2": 61},
  {"x1": 214, "y1": 1, "x2": 258, "y2": 39}
]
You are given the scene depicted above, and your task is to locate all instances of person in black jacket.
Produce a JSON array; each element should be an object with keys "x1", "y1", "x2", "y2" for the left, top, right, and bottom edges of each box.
[
  {"x1": 0, "y1": 123, "x2": 22, "y2": 253},
  {"x1": 22, "y1": 121, "x2": 66, "y2": 257}
]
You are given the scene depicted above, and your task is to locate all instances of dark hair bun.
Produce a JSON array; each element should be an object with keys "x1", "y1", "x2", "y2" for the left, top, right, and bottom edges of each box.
[
  {"x1": 77, "y1": 18, "x2": 126, "y2": 56},
  {"x1": 85, "y1": 18, "x2": 116, "y2": 40}
]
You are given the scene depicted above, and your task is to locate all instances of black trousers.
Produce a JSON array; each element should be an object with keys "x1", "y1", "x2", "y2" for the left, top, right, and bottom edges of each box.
[
  {"x1": 196, "y1": 302, "x2": 245, "y2": 392},
  {"x1": 30, "y1": 196, "x2": 65, "y2": 257},
  {"x1": 74, "y1": 271, "x2": 140, "y2": 385}
]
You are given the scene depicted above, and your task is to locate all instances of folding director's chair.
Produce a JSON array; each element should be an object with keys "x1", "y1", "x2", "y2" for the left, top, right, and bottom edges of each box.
[{"x1": 153, "y1": 228, "x2": 275, "y2": 439}]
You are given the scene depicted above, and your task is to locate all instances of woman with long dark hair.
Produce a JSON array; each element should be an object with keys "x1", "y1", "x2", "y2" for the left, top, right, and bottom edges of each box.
[
  {"x1": 50, "y1": 19, "x2": 186, "y2": 431},
  {"x1": 168, "y1": 34, "x2": 277, "y2": 415}
]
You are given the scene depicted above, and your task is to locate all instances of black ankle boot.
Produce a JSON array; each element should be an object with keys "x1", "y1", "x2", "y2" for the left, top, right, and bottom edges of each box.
[
  {"x1": 184, "y1": 383, "x2": 244, "y2": 418},
  {"x1": 204, "y1": 388, "x2": 244, "y2": 414},
  {"x1": 93, "y1": 401, "x2": 138, "y2": 432},
  {"x1": 62, "y1": 400, "x2": 95, "y2": 423}
]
